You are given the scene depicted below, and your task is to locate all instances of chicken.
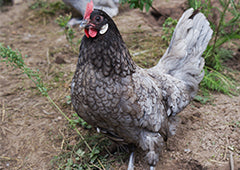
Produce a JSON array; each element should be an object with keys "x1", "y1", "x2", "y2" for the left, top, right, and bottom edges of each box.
[{"x1": 71, "y1": 1, "x2": 213, "y2": 169}]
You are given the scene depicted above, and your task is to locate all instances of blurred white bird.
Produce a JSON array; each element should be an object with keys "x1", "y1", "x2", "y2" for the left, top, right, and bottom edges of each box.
[{"x1": 63, "y1": 0, "x2": 119, "y2": 26}]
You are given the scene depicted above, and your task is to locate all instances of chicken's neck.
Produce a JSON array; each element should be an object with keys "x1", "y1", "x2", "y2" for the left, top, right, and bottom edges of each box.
[{"x1": 78, "y1": 35, "x2": 136, "y2": 77}]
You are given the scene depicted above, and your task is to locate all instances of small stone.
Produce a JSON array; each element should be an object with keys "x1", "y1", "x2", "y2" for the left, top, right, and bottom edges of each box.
[
  {"x1": 55, "y1": 56, "x2": 66, "y2": 64},
  {"x1": 184, "y1": 148, "x2": 191, "y2": 153}
]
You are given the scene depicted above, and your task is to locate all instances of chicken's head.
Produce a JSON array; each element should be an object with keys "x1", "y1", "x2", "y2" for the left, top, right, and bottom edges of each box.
[{"x1": 80, "y1": 0, "x2": 118, "y2": 39}]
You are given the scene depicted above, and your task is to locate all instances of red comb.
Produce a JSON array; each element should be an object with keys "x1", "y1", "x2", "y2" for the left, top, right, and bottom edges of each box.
[{"x1": 84, "y1": 0, "x2": 93, "y2": 20}]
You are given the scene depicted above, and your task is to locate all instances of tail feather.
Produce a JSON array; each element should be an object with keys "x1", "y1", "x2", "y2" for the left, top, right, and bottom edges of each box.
[{"x1": 157, "y1": 8, "x2": 213, "y2": 96}]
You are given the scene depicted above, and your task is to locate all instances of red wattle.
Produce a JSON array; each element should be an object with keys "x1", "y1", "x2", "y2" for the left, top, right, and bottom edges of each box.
[{"x1": 85, "y1": 29, "x2": 90, "y2": 38}]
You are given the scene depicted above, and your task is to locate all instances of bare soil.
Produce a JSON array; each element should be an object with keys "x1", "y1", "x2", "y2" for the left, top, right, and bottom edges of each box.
[{"x1": 0, "y1": 0, "x2": 239, "y2": 169}]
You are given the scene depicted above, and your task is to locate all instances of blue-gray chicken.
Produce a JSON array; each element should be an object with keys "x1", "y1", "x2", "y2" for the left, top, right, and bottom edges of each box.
[{"x1": 71, "y1": 1, "x2": 213, "y2": 169}]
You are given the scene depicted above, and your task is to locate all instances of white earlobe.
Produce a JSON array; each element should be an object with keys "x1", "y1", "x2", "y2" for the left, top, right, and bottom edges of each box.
[{"x1": 100, "y1": 23, "x2": 108, "y2": 35}]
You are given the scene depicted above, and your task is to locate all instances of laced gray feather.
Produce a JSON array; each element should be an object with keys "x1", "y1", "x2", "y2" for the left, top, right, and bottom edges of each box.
[{"x1": 155, "y1": 8, "x2": 213, "y2": 98}]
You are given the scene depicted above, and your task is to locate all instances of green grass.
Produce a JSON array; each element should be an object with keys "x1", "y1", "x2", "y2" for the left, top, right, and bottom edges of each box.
[
  {"x1": 121, "y1": 0, "x2": 153, "y2": 12},
  {"x1": 161, "y1": 17, "x2": 178, "y2": 46},
  {"x1": 51, "y1": 132, "x2": 116, "y2": 169},
  {"x1": 29, "y1": 0, "x2": 69, "y2": 16},
  {"x1": 28, "y1": 0, "x2": 70, "y2": 25}
]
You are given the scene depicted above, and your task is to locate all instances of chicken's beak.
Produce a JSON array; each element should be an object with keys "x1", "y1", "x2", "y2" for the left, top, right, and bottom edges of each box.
[{"x1": 79, "y1": 19, "x2": 88, "y2": 30}]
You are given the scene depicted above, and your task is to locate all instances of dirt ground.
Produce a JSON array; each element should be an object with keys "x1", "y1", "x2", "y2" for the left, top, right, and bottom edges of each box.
[{"x1": 0, "y1": 0, "x2": 239, "y2": 169}]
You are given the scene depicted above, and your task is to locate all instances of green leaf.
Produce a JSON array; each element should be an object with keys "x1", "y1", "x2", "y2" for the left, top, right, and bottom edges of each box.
[
  {"x1": 76, "y1": 148, "x2": 85, "y2": 157},
  {"x1": 145, "y1": 3, "x2": 150, "y2": 12},
  {"x1": 194, "y1": 95, "x2": 211, "y2": 104}
]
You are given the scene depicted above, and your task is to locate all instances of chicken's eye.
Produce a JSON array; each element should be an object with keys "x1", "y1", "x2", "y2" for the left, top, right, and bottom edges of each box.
[{"x1": 94, "y1": 15, "x2": 103, "y2": 23}]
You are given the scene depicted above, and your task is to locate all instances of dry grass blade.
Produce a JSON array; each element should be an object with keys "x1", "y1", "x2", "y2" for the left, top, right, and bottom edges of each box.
[
  {"x1": 229, "y1": 151, "x2": 234, "y2": 170},
  {"x1": 0, "y1": 156, "x2": 20, "y2": 162},
  {"x1": 1, "y1": 100, "x2": 5, "y2": 122}
]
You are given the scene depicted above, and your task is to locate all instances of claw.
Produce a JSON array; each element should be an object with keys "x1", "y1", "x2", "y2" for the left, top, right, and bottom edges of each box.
[{"x1": 127, "y1": 152, "x2": 135, "y2": 170}]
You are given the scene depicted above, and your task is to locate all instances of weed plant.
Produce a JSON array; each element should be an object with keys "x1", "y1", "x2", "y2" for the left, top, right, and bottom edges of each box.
[
  {"x1": 161, "y1": 17, "x2": 178, "y2": 46},
  {"x1": 121, "y1": 0, "x2": 153, "y2": 11},
  {"x1": 188, "y1": 0, "x2": 240, "y2": 95},
  {"x1": 55, "y1": 14, "x2": 81, "y2": 54},
  {"x1": 0, "y1": 44, "x2": 107, "y2": 169}
]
